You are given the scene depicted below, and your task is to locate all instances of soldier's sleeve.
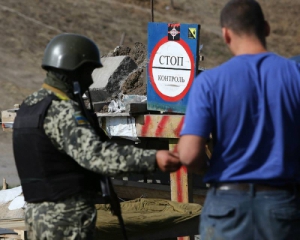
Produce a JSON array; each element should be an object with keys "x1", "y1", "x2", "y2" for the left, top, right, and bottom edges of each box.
[{"x1": 43, "y1": 99, "x2": 157, "y2": 176}]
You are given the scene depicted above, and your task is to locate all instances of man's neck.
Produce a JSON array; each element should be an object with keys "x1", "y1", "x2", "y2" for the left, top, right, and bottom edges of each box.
[{"x1": 230, "y1": 35, "x2": 267, "y2": 56}]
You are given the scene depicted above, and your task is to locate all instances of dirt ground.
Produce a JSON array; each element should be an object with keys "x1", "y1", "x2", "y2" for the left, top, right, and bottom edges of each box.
[{"x1": 0, "y1": 0, "x2": 299, "y2": 187}]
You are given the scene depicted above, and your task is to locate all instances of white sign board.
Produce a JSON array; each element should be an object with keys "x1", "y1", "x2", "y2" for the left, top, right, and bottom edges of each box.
[{"x1": 152, "y1": 41, "x2": 191, "y2": 97}]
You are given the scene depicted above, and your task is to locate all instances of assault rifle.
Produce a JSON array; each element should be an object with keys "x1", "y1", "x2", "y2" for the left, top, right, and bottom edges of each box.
[{"x1": 73, "y1": 81, "x2": 128, "y2": 240}]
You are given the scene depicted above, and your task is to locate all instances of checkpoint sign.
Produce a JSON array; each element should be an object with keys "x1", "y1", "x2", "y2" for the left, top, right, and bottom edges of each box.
[
  {"x1": 147, "y1": 22, "x2": 200, "y2": 113},
  {"x1": 149, "y1": 37, "x2": 194, "y2": 102}
]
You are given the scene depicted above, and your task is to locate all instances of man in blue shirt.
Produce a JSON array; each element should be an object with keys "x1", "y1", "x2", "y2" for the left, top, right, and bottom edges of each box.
[{"x1": 178, "y1": 0, "x2": 300, "y2": 239}]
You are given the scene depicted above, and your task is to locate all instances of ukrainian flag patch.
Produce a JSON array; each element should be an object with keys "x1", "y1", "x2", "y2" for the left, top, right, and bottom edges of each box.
[{"x1": 73, "y1": 112, "x2": 89, "y2": 126}]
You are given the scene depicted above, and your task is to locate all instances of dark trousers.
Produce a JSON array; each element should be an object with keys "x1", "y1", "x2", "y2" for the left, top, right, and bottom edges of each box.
[{"x1": 200, "y1": 184, "x2": 300, "y2": 240}]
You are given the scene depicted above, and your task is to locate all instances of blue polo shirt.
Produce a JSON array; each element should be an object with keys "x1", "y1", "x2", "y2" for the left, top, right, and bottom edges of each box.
[{"x1": 180, "y1": 52, "x2": 300, "y2": 184}]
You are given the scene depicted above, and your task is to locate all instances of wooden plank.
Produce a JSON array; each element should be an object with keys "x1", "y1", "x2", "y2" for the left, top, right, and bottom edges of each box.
[
  {"x1": 0, "y1": 220, "x2": 25, "y2": 230},
  {"x1": 169, "y1": 139, "x2": 192, "y2": 203},
  {"x1": 95, "y1": 102, "x2": 154, "y2": 115},
  {"x1": 112, "y1": 179, "x2": 206, "y2": 205},
  {"x1": 136, "y1": 114, "x2": 184, "y2": 138},
  {"x1": 169, "y1": 140, "x2": 193, "y2": 240},
  {"x1": 170, "y1": 166, "x2": 193, "y2": 204},
  {"x1": 96, "y1": 112, "x2": 130, "y2": 117},
  {"x1": 126, "y1": 102, "x2": 148, "y2": 114},
  {"x1": 0, "y1": 234, "x2": 22, "y2": 240},
  {"x1": 0, "y1": 224, "x2": 26, "y2": 240},
  {"x1": 13, "y1": 230, "x2": 26, "y2": 240}
]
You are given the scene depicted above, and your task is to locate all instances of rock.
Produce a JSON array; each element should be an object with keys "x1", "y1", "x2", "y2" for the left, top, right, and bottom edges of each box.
[{"x1": 90, "y1": 56, "x2": 138, "y2": 102}]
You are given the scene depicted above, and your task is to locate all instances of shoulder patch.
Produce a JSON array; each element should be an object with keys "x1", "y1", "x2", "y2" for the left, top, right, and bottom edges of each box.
[{"x1": 73, "y1": 112, "x2": 89, "y2": 126}]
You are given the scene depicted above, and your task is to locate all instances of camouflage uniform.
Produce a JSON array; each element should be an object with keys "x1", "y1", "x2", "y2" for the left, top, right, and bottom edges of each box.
[
  {"x1": 23, "y1": 72, "x2": 157, "y2": 239},
  {"x1": 25, "y1": 194, "x2": 96, "y2": 240}
]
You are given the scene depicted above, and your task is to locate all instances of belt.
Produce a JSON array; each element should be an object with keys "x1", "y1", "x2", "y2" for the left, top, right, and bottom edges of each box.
[{"x1": 212, "y1": 183, "x2": 299, "y2": 192}]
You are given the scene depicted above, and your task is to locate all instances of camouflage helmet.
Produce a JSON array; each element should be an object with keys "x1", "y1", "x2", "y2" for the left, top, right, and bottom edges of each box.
[{"x1": 41, "y1": 33, "x2": 102, "y2": 71}]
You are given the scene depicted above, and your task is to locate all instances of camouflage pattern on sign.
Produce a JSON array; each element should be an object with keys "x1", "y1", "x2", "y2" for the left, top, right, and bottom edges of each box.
[
  {"x1": 23, "y1": 75, "x2": 157, "y2": 177},
  {"x1": 25, "y1": 194, "x2": 96, "y2": 240}
]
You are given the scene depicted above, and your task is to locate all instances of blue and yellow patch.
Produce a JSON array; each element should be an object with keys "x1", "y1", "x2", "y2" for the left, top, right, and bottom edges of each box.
[{"x1": 73, "y1": 112, "x2": 89, "y2": 126}]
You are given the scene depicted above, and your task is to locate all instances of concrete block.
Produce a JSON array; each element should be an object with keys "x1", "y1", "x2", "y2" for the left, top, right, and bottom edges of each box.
[{"x1": 90, "y1": 56, "x2": 138, "y2": 102}]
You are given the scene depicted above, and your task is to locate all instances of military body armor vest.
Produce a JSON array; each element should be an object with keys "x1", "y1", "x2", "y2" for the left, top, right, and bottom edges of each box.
[{"x1": 13, "y1": 94, "x2": 100, "y2": 202}]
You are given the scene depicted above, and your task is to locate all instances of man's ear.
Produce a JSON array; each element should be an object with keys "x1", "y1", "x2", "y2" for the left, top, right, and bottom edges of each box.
[
  {"x1": 222, "y1": 27, "x2": 231, "y2": 44},
  {"x1": 264, "y1": 21, "x2": 270, "y2": 37}
]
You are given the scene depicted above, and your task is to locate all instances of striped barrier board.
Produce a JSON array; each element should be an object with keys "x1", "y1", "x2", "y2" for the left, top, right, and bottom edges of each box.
[
  {"x1": 136, "y1": 114, "x2": 184, "y2": 138},
  {"x1": 135, "y1": 114, "x2": 193, "y2": 206}
]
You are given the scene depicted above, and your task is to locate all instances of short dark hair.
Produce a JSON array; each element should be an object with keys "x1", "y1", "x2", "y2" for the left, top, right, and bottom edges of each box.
[{"x1": 220, "y1": 0, "x2": 266, "y2": 44}]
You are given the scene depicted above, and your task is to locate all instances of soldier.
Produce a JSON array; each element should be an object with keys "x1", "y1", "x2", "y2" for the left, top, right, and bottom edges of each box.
[{"x1": 13, "y1": 33, "x2": 181, "y2": 239}]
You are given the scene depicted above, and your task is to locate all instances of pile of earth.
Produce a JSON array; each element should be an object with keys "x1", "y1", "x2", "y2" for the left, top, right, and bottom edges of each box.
[{"x1": 105, "y1": 42, "x2": 148, "y2": 96}]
